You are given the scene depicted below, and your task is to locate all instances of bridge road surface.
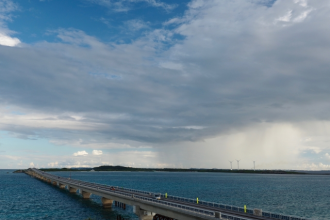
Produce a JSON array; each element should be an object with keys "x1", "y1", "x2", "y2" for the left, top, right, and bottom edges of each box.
[{"x1": 27, "y1": 168, "x2": 290, "y2": 220}]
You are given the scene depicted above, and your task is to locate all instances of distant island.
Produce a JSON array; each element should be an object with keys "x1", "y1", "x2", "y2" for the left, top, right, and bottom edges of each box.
[
  {"x1": 13, "y1": 170, "x2": 25, "y2": 173},
  {"x1": 30, "y1": 165, "x2": 308, "y2": 175}
]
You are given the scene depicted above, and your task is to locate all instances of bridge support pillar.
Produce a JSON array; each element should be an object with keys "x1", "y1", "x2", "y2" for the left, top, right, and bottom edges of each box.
[
  {"x1": 82, "y1": 191, "x2": 92, "y2": 199},
  {"x1": 134, "y1": 205, "x2": 155, "y2": 220},
  {"x1": 52, "y1": 181, "x2": 57, "y2": 186},
  {"x1": 47, "y1": 179, "x2": 51, "y2": 183},
  {"x1": 69, "y1": 187, "x2": 77, "y2": 193},
  {"x1": 101, "y1": 197, "x2": 113, "y2": 208},
  {"x1": 59, "y1": 184, "x2": 66, "y2": 189}
]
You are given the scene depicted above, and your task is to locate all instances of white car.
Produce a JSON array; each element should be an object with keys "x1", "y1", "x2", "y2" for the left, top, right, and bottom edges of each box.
[{"x1": 154, "y1": 194, "x2": 161, "y2": 200}]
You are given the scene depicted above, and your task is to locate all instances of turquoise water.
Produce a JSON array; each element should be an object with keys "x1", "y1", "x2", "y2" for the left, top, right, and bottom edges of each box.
[{"x1": 0, "y1": 170, "x2": 329, "y2": 220}]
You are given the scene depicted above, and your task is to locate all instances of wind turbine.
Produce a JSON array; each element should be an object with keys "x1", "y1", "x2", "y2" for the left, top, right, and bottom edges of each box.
[
  {"x1": 229, "y1": 161, "x2": 233, "y2": 170},
  {"x1": 236, "y1": 159, "x2": 240, "y2": 170}
]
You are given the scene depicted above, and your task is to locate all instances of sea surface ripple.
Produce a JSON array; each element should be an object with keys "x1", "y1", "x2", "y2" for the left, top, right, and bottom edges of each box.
[{"x1": 0, "y1": 170, "x2": 328, "y2": 220}]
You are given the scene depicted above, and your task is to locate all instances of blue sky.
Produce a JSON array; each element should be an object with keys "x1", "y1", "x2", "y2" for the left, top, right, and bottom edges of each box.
[
  {"x1": 9, "y1": 0, "x2": 188, "y2": 44},
  {"x1": 1, "y1": 0, "x2": 330, "y2": 170}
]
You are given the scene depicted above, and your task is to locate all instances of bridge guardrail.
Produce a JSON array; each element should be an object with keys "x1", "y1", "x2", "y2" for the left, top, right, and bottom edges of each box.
[
  {"x1": 128, "y1": 185, "x2": 309, "y2": 220},
  {"x1": 161, "y1": 191, "x2": 307, "y2": 220},
  {"x1": 134, "y1": 194, "x2": 216, "y2": 218},
  {"x1": 30, "y1": 169, "x2": 310, "y2": 220}
]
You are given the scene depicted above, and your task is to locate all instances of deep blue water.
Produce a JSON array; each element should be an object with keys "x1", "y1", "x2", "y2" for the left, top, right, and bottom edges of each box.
[{"x1": 0, "y1": 170, "x2": 329, "y2": 220}]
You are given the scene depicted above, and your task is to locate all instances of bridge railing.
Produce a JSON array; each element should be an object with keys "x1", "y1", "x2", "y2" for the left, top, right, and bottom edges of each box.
[
  {"x1": 161, "y1": 194, "x2": 253, "y2": 215},
  {"x1": 160, "y1": 193, "x2": 308, "y2": 220},
  {"x1": 116, "y1": 184, "x2": 309, "y2": 220},
  {"x1": 31, "y1": 169, "x2": 310, "y2": 220},
  {"x1": 136, "y1": 195, "x2": 216, "y2": 217}
]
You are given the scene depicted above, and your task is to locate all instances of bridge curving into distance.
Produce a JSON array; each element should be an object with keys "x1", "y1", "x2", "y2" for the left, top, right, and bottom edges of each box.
[{"x1": 26, "y1": 168, "x2": 308, "y2": 220}]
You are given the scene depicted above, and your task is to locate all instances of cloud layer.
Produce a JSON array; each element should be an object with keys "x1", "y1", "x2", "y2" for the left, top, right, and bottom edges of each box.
[
  {"x1": 1, "y1": 0, "x2": 330, "y2": 169},
  {"x1": 73, "y1": 151, "x2": 89, "y2": 156}
]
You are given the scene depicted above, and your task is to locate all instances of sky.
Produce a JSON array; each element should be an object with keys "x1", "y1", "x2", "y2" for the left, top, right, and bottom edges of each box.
[{"x1": 1, "y1": 0, "x2": 330, "y2": 170}]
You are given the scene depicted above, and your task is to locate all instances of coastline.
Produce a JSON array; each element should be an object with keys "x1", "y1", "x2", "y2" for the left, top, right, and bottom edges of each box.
[{"x1": 13, "y1": 165, "x2": 320, "y2": 175}]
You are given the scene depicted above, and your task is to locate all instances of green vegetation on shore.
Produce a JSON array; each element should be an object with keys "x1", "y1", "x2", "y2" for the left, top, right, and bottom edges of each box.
[{"x1": 13, "y1": 170, "x2": 25, "y2": 173}]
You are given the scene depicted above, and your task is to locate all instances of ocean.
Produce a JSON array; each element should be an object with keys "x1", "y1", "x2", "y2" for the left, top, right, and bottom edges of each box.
[{"x1": 0, "y1": 169, "x2": 328, "y2": 220}]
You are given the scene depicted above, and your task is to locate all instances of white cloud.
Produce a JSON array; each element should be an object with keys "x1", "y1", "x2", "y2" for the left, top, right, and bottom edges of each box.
[
  {"x1": 92, "y1": 150, "x2": 103, "y2": 155},
  {"x1": 29, "y1": 162, "x2": 35, "y2": 167},
  {"x1": 308, "y1": 147, "x2": 322, "y2": 154},
  {"x1": 0, "y1": 0, "x2": 18, "y2": 15},
  {"x1": 4, "y1": 155, "x2": 20, "y2": 160},
  {"x1": 293, "y1": 9, "x2": 313, "y2": 23},
  {"x1": 319, "y1": 163, "x2": 330, "y2": 169},
  {"x1": 325, "y1": 153, "x2": 330, "y2": 160},
  {"x1": 50, "y1": 139, "x2": 135, "y2": 149},
  {"x1": 48, "y1": 161, "x2": 58, "y2": 167},
  {"x1": 87, "y1": 0, "x2": 176, "y2": 12},
  {"x1": 159, "y1": 61, "x2": 183, "y2": 70},
  {"x1": 299, "y1": 162, "x2": 330, "y2": 170},
  {"x1": 163, "y1": 17, "x2": 181, "y2": 26},
  {"x1": 172, "y1": 126, "x2": 205, "y2": 130},
  {"x1": 139, "y1": 0, "x2": 176, "y2": 11},
  {"x1": 0, "y1": 110, "x2": 104, "y2": 132},
  {"x1": 0, "y1": 0, "x2": 20, "y2": 47},
  {"x1": 277, "y1": 10, "x2": 292, "y2": 22},
  {"x1": 73, "y1": 150, "x2": 88, "y2": 156},
  {"x1": 125, "y1": 19, "x2": 149, "y2": 31},
  {"x1": 274, "y1": 0, "x2": 313, "y2": 24},
  {"x1": 294, "y1": 0, "x2": 308, "y2": 7},
  {"x1": 42, "y1": 150, "x2": 157, "y2": 168},
  {"x1": 0, "y1": 33, "x2": 20, "y2": 46}
]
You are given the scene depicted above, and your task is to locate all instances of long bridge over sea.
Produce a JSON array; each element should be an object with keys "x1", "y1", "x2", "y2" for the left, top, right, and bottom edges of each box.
[{"x1": 26, "y1": 168, "x2": 308, "y2": 220}]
